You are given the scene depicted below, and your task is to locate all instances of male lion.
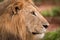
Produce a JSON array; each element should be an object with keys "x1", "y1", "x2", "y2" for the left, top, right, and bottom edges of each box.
[{"x1": 0, "y1": 0, "x2": 49, "y2": 40}]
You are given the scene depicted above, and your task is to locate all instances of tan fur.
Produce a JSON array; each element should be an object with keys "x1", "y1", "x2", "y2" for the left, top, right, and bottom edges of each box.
[
  {"x1": 0, "y1": 0, "x2": 16, "y2": 14},
  {"x1": 0, "y1": 0, "x2": 49, "y2": 40}
]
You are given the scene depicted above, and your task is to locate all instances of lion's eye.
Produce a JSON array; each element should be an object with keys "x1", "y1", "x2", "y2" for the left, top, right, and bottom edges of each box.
[{"x1": 31, "y1": 11, "x2": 36, "y2": 16}]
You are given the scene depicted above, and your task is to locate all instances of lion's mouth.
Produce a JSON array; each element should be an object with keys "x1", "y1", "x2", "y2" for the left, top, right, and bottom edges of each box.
[
  {"x1": 32, "y1": 32, "x2": 45, "y2": 39},
  {"x1": 32, "y1": 32, "x2": 40, "y2": 35}
]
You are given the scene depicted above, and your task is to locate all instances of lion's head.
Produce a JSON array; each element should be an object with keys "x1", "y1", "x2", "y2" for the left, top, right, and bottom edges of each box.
[{"x1": 0, "y1": 0, "x2": 49, "y2": 40}]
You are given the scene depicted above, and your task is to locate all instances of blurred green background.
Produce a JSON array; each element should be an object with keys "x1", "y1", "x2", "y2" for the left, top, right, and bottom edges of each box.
[
  {"x1": 42, "y1": 28, "x2": 60, "y2": 40},
  {"x1": 41, "y1": 6, "x2": 60, "y2": 17},
  {"x1": 0, "y1": 0, "x2": 4, "y2": 2}
]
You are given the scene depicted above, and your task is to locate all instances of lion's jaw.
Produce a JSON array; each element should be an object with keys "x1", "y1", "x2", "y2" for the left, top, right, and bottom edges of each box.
[{"x1": 34, "y1": 33, "x2": 45, "y2": 39}]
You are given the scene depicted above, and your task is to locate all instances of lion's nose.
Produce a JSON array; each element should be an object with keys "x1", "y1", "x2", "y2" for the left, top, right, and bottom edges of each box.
[{"x1": 43, "y1": 25, "x2": 48, "y2": 28}]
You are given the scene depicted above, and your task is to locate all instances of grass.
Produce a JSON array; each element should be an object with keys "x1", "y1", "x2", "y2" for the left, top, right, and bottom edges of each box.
[
  {"x1": 42, "y1": 28, "x2": 60, "y2": 40},
  {"x1": 33, "y1": 0, "x2": 60, "y2": 3},
  {"x1": 0, "y1": 0, "x2": 4, "y2": 2},
  {"x1": 41, "y1": 10, "x2": 53, "y2": 17},
  {"x1": 52, "y1": 7, "x2": 60, "y2": 16},
  {"x1": 41, "y1": 6, "x2": 60, "y2": 17}
]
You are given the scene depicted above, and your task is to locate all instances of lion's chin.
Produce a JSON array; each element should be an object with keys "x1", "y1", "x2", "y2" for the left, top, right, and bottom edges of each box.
[{"x1": 33, "y1": 33, "x2": 45, "y2": 40}]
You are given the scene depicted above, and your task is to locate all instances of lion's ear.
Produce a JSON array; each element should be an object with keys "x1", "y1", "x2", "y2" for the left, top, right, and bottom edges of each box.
[
  {"x1": 11, "y1": 2, "x2": 23, "y2": 15},
  {"x1": 13, "y1": 6, "x2": 20, "y2": 15}
]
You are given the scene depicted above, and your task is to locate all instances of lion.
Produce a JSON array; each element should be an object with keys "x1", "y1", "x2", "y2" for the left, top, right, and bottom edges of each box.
[{"x1": 0, "y1": 0, "x2": 49, "y2": 40}]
